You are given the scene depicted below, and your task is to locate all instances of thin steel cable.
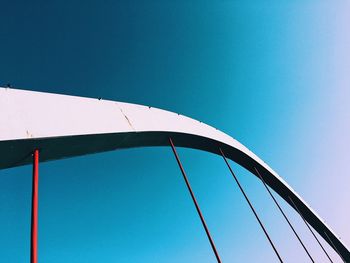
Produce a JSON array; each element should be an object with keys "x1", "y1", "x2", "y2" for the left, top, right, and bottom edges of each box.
[
  {"x1": 288, "y1": 196, "x2": 333, "y2": 263},
  {"x1": 219, "y1": 148, "x2": 283, "y2": 263},
  {"x1": 254, "y1": 167, "x2": 314, "y2": 262},
  {"x1": 169, "y1": 138, "x2": 222, "y2": 263},
  {"x1": 324, "y1": 231, "x2": 345, "y2": 262}
]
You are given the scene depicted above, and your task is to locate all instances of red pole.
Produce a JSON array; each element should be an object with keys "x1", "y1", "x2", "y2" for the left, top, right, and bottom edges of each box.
[
  {"x1": 31, "y1": 149, "x2": 39, "y2": 263},
  {"x1": 169, "y1": 138, "x2": 222, "y2": 263}
]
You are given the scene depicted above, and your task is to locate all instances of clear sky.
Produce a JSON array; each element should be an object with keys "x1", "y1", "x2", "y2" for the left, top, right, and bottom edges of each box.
[{"x1": 0, "y1": 1, "x2": 349, "y2": 262}]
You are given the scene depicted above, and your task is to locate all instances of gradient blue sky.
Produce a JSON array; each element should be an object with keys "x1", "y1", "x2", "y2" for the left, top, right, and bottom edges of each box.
[{"x1": 0, "y1": 1, "x2": 349, "y2": 262}]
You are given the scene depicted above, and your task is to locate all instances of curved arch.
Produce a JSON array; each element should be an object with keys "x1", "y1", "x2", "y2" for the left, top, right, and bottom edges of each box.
[{"x1": 0, "y1": 87, "x2": 349, "y2": 261}]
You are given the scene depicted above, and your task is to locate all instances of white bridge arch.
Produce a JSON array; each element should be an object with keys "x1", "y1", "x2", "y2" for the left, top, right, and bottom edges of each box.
[{"x1": 0, "y1": 87, "x2": 349, "y2": 261}]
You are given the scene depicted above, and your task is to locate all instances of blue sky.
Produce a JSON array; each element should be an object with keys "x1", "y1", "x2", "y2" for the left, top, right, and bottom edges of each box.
[{"x1": 0, "y1": 1, "x2": 349, "y2": 262}]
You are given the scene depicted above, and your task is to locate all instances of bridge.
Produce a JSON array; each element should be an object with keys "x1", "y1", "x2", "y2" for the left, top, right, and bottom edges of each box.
[{"x1": 0, "y1": 87, "x2": 348, "y2": 262}]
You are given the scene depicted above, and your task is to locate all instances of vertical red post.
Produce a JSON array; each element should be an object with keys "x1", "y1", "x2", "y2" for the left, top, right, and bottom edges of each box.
[{"x1": 31, "y1": 149, "x2": 39, "y2": 263}]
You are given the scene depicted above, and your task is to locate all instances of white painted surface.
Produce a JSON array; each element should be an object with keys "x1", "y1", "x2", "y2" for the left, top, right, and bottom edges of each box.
[{"x1": 0, "y1": 88, "x2": 274, "y2": 178}]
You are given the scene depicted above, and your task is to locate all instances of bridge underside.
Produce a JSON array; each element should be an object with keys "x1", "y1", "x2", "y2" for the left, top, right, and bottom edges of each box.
[{"x1": 1, "y1": 131, "x2": 348, "y2": 261}]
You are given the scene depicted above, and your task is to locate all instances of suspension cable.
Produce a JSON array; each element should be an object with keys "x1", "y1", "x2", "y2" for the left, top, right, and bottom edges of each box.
[
  {"x1": 31, "y1": 149, "x2": 39, "y2": 263},
  {"x1": 219, "y1": 148, "x2": 283, "y2": 263},
  {"x1": 169, "y1": 138, "x2": 222, "y2": 263},
  {"x1": 324, "y1": 231, "x2": 345, "y2": 262},
  {"x1": 288, "y1": 196, "x2": 334, "y2": 262},
  {"x1": 254, "y1": 167, "x2": 314, "y2": 262}
]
